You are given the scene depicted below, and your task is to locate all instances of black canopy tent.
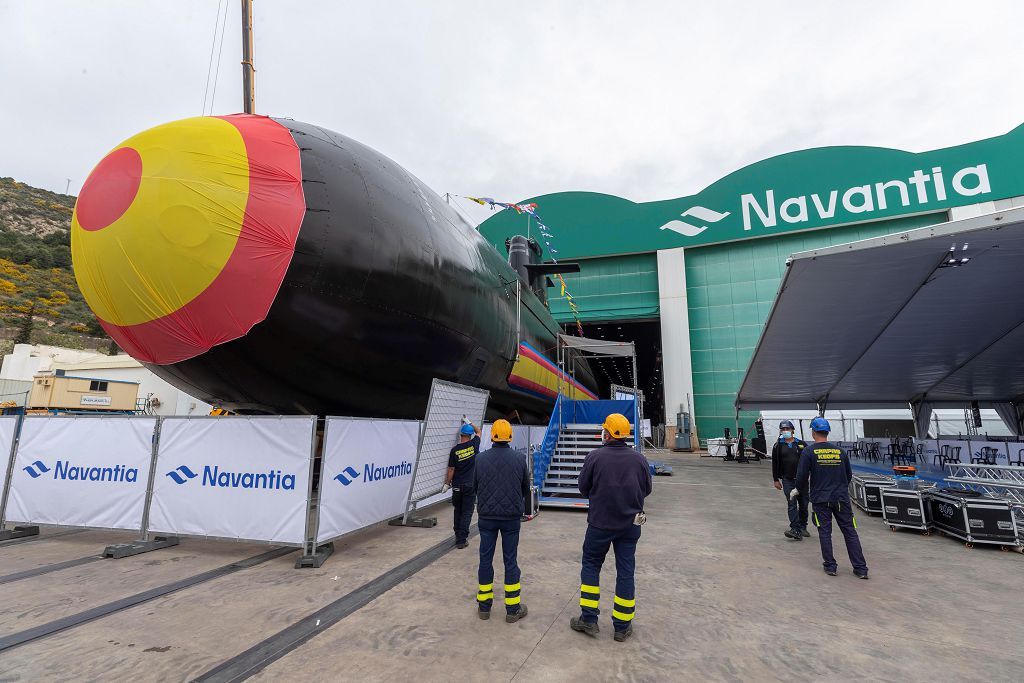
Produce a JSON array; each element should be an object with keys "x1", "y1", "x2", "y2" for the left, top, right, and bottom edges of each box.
[{"x1": 735, "y1": 207, "x2": 1024, "y2": 438}]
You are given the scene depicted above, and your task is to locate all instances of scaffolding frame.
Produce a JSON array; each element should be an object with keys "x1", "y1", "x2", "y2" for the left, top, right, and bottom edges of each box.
[{"x1": 556, "y1": 335, "x2": 640, "y2": 451}]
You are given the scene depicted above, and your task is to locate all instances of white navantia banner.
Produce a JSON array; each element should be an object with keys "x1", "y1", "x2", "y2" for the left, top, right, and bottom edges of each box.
[
  {"x1": 317, "y1": 418, "x2": 420, "y2": 543},
  {"x1": 6, "y1": 416, "x2": 156, "y2": 530},
  {"x1": 149, "y1": 416, "x2": 314, "y2": 545},
  {"x1": 0, "y1": 416, "x2": 22, "y2": 518}
]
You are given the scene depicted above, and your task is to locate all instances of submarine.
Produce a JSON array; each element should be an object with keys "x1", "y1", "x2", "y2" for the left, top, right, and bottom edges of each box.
[{"x1": 70, "y1": 114, "x2": 597, "y2": 421}]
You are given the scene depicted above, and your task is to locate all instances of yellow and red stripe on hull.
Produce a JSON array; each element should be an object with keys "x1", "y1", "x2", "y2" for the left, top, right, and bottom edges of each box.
[{"x1": 508, "y1": 342, "x2": 597, "y2": 402}]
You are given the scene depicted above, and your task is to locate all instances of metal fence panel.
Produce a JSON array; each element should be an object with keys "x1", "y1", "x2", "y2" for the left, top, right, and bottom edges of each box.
[
  {"x1": 0, "y1": 416, "x2": 25, "y2": 526},
  {"x1": 4, "y1": 415, "x2": 157, "y2": 531},
  {"x1": 147, "y1": 415, "x2": 315, "y2": 545},
  {"x1": 316, "y1": 417, "x2": 421, "y2": 544},
  {"x1": 407, "y1": 380, "x2": 488, "y2": 504}
]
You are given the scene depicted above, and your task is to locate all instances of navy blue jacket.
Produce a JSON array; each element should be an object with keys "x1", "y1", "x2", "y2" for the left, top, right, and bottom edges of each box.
[
  {"x1": 795, "y1": 441, "x2": 853, "y2": 503},
  {"x1": 474, "y1": 444, "x2": 530, "y2": 519},
  {"x1": 578, "y1": 441, "x2": 652, "y2": 530}
]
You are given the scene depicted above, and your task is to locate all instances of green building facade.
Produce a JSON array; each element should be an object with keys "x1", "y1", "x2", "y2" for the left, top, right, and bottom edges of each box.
[{"x1": 479, "y1": 124, "x2": 1024, "y2": 442}]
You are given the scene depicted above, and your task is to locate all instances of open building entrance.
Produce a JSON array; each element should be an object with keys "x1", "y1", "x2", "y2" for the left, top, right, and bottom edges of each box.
[{"x1": 563, "y1": 320, "x2": 664, "y2": 429}]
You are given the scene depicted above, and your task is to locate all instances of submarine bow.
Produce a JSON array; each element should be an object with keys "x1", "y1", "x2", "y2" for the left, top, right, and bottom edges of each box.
[
  {"x1": 72, "y1": 115, "x2": 305, "y2": 364},
  {"x1": 72, "y1": 114, "x2": 596, "y2": 419}
]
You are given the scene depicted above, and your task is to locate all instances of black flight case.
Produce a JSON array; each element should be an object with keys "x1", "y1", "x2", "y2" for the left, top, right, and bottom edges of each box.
[
  {"x1": 881, "y1": 483, "x2": 933, "y2": 534},
  {"x1": 928, "y1": 488, "x2": 1022, "y2": 549},
  {"x1": 850, "y1": 474, "x2": 896, "y2": 514}
]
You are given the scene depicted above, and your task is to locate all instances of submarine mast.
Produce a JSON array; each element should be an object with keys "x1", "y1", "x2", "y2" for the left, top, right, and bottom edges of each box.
[{"x1": 241, "y1": 0, "x2": 255, "y2": 114}]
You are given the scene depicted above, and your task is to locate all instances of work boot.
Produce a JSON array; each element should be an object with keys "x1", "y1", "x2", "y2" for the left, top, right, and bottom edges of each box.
[
  {"x1": 784, "y1": 529, "x2": 802, "y2": 540},
  {"x1": 570, "y1": 616, "x2": 599, "y2": 637},
  {"x1": 801, "y1": 529, "x2": 810, "y2": 538},
  {"x1": 478, "y1": 608, "x2": 490, "y2": 620},
  {"x1": 505, "y1": 605, "x2": 528, "y2": 623},
  {"x1": 853, "y1": 570, "x2": 869, "y2": 580},
  {"x1": 613, "y1": 625, "x2": 634, "y2": 642}
]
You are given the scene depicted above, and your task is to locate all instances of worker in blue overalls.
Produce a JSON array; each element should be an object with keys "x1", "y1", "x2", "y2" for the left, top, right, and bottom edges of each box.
[
  {"x1": 772, "y1": 419, "x2": 809, "y2": 541},
  {"x1": 570, "y1": 413, "x2": 652, "y2": 642},
  {"x1": 473, "y1": 419, "x2": 531, "y2": 623},
  {"x1": 794, "y1": 417, "x2": 869, "y2": 579}
]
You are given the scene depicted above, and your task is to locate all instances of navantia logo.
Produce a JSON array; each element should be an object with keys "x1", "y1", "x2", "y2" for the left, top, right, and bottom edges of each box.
[
  {"x1": 166, "y1": 465, "x2": 197, "y2": 484},
  {"x1": 334, "y1": 461, "x2": 413, "y2": 487},
  {"x1": 24, "y1": 459, "x2": 139, "y2": 483},
  {"x1": 23, "y1": 460, "x2": 50, "y2": 478},
  {"x1": 334, "y1": 467, "x2": 360, "y2": 486},
  {"x1": 741, "y1": 164, "x2": 991, "y2": 231},
  {"x1": 165, "y1": 464, "x2": 296, "y2": 490},
  {"x1": 659, "y1": 206, "x2": 731, "y2": 237}
]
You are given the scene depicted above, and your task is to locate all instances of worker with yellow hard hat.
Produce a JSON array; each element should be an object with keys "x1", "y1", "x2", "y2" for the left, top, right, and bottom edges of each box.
[
  {"x1": 570, "y1": 412, "x2": 652, "y2": 642},
  {"x1": 472, "y1": 418, "x2": 531, "y2": 623}
]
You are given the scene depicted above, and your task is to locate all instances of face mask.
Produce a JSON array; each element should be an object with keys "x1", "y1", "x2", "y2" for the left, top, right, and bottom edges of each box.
[{"x1": 781, "y1": 431, "x2": 793, "y2": 439}]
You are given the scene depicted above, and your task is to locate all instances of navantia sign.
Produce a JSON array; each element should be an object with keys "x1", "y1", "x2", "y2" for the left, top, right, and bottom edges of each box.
[{"x1": 478, "y1": 124, "x2": 1024, "y2": 259}]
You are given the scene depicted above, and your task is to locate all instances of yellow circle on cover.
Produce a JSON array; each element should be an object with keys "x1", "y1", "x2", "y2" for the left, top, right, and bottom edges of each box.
[{"x1": 71, "y1": 116, "x2": 249, "y2": 327}]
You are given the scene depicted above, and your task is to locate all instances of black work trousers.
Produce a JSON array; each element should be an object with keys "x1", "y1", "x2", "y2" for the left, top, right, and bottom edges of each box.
[{"x1": 451, "y1": 485, "x2": 475, "y2": 544}]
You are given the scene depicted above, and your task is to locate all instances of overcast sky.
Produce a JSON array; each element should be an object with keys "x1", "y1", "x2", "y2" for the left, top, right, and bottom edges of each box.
[{"x1": 3, "y1": 1, "x2": 1023, "y2": 225}]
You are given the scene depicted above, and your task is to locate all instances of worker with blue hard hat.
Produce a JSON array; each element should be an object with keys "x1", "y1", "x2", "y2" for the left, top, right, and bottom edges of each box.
[
  {"x1": 794, "y1": 416, "x2": 870, "y2": 579},
  {"x1": 771, "y1": 419, "x2": 809, "y2": 540},
  {"x1": 444, "y1": 418, "x2": 480, "y2": 549}
]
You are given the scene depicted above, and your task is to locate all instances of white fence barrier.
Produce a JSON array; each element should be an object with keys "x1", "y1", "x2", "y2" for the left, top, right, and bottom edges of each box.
[
  {"x1": 5, "y1": 416, "x2": 156, "y2": 531},
  {"x1": 0, "y1": 405, "x2": 552, "y2": 566},
  {"x1": 148, "y1": 416, "x2": 315, "y2": 545},
  {"x1": 316, "y1": 418, "x2": 420, "y2": 544}
]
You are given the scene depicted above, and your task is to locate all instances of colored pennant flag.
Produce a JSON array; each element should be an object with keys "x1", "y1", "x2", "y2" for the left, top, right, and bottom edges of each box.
[{"x1": 465, "y1": 196, "x2": 487, "y2": 206}]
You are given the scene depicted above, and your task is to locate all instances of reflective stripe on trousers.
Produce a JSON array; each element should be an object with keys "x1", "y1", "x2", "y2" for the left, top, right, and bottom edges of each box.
[
  {"x1": 611, "y1": 594, "x2": 635, "y2": 622},
  {"x1": 579, "y1": 524, "x2": 641, "y2": 631}
]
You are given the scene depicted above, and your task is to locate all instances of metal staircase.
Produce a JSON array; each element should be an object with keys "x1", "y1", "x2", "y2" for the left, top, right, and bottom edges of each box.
[{"x1": 540, "y1": 423, "x2": 602, "y2": 508}]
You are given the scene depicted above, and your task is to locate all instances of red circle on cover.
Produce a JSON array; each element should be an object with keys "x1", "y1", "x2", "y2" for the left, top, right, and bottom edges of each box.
[{"x1": 76, "y1": 147, "x2": 143, "y2": 231}]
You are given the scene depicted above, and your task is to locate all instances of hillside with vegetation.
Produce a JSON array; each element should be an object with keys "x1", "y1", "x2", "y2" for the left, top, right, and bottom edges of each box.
[{"x1": 0, "y1": 177, "x2": 110, "y2": 353}]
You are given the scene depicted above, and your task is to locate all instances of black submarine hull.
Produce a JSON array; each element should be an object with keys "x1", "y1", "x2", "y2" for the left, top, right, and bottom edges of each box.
[{"x1": 71, "y1": 115, "x2": 595, "y2": 421}]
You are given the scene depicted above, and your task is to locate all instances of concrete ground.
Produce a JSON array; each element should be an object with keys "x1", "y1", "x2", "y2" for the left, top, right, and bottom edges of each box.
[{"x1": 1, "y1": 452, "x2": 1021, "y2": 682}]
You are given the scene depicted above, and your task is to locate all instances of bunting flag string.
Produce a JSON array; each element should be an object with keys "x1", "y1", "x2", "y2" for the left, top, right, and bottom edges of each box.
[{"x1": 462, "y1": 195, "x2": 584, "y2": 335}]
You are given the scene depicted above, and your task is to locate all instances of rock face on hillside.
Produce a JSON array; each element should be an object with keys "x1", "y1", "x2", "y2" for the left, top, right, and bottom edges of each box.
[
  {"x1": 0, "y1": 177, "x2": 108, "y2": 350},
  {"x1": 0, "y1": 177, "x2": 74, "y2": 238}
]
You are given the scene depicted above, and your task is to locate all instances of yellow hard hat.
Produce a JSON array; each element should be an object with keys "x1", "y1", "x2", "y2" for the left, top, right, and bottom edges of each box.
[
  {"x1": 602, "y1": 413, "x2": 631, "y2": 439},
  {"x1": 491, "y1": 419, "x2": 513, "y2": 443}
]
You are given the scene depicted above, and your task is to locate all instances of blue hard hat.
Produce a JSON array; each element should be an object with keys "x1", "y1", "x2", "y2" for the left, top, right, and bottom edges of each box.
[
  {"x1": 460, "y1": 424, "x2": 475, "y2": 436},
  {"x1": 779, "y1": 420, "x2": 795, "y2": 430},
  {"x1": 810, "y1": 417, "x2": 831, "y2": 433}
]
